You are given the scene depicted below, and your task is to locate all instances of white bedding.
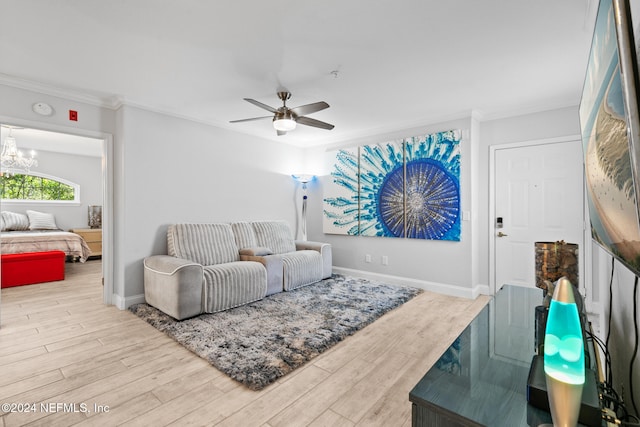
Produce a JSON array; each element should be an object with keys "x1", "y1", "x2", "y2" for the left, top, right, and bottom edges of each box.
[{"x1": 1, "y1": 230, "x2": 92, "y2": 262}]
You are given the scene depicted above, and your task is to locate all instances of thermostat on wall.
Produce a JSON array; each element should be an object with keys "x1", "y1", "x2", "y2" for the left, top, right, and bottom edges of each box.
[{"x1": 32, "y1": 102, "x2": 53, "y2": 116}]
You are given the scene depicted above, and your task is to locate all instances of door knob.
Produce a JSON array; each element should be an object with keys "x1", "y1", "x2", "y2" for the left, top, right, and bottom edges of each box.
[{"x1": 497, "y1": 231, "x2": 508, "y2": 237}]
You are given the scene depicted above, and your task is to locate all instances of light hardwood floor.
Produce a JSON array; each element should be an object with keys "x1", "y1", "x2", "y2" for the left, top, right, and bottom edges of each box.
[{"x1": 0, "y1": 261, "x2": 489, "y2": 427}]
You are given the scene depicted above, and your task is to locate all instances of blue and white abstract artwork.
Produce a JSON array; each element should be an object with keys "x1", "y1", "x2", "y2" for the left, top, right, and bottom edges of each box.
[
  {"x1": 323, "y1": 129, "x2": 461, "y2": 241},
  {"x1": 322, "y1": 146, "x2": 360, "y2": 235},
  {"x1": 359, "y1": 140, "x2": 405, "y2": 237}
]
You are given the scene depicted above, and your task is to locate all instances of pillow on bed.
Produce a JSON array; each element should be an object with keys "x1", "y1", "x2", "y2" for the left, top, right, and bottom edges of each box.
[
  {"x1": 26, "y1": 210, "x2": 59, "y2": 230},
  {"x1": 1, "y1": 211, "x2": 30, "y2": 231}
]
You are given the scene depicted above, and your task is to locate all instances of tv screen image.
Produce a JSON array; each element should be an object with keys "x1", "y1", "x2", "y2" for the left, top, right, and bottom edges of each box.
[{"x1": 579, "y1": 0, "x2": 640, "y2": 275}]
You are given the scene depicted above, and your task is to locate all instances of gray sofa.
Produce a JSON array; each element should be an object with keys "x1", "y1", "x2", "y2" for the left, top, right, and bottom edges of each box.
[
  {"x1": 143, "y1": 220, "x2": 332, "y2": 320},
  {"x1": 232, "y1": 220, "x2": 332, "y2": 293}
]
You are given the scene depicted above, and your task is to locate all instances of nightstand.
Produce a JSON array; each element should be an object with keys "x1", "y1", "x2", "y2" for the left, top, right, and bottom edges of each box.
[{"x1": 69, "y1": 228, "x2": 102, "y2": 258}]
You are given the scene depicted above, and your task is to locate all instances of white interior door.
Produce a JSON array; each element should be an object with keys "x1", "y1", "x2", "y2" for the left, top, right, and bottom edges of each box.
[{"x1": 494, "y1": 140, "x2": 585, "y2": 291}]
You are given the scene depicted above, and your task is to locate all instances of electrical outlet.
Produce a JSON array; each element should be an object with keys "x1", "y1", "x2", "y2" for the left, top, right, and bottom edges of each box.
[
  {"x1": 69, "y1": 110, "x2": 78, "y2": 121},
  {"x1": 382, "y1": 255, "x2": 388, "y2": 265},
  {"x1": 365, "y1": 254, "x2": 371, "y2": 263}
]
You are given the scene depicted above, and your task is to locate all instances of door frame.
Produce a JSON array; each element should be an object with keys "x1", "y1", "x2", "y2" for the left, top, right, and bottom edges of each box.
[
  {"x1": 488, "y1": 135, "x2": 592, "y2": 308},
  {"x1": 0, "y1": 115, "x2": 114, "y2": 308}
]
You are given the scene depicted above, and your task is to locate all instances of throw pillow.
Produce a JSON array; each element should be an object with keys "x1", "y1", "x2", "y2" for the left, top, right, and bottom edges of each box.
[
  {"x1": 2, "y1": 211, "x2": 30, "y2": 231},
  {"x1": 26, "y1": 210, "x2": 59, "y2": 230}
]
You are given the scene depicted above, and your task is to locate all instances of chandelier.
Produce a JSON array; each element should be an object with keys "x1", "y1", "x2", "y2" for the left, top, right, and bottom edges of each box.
[{"x1": 1, "y1": 126, "x2": 37, "y2": 175}]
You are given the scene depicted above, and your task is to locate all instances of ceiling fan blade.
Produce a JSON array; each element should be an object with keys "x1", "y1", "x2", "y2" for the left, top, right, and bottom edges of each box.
[
  {"x1": 290, "y1": 101, "x2": 329, "y2": 117},
  {"x1": 276, "y1": 130, "x2": 287, "y2": 136},
  {"x1": 229, "y1": 115, "x2": 273, "y2": 123},
  {"x1": 296, "y1": 116, "x2": 335, "y2": 130},
  {"x1": 244, "y1": 98, "x2": 278, "y2": 113}
]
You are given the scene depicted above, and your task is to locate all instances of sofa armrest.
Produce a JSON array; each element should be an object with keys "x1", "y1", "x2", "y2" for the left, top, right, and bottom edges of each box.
[
  {"x1": 239, "y1": 253, "x2": 283, "y2": 296},
  {"x1": 239, "y1": 247, "x2": 273, "y2": 257},
  {"x1": 143, "y1": 255, "x2": 204, "y2": 320},
  {"x1": 295, "y1": 241, "x2": 333, "y2": 279},
  {"x1": 295, "y1": 240, "x2": 327, "y2": 252}
]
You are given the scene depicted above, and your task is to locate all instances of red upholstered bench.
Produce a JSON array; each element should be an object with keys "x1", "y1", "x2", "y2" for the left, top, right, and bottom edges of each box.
[{"x1": 1, "y1": 251, "x2": 66, "y2": 288}]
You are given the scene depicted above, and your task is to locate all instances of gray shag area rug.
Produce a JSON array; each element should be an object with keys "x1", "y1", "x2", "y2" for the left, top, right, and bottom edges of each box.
[{"x1": 129, "y1": 274, "x2": 422, "y2": 390}]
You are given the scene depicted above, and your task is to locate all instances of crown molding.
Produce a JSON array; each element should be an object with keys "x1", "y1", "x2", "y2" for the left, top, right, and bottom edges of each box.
[
  {"x1": 0, "y1": 73, "x2": 120, "y2": 109},
  {"x1": 477, "y1": 100, "x2": 579, "y2": 122}
]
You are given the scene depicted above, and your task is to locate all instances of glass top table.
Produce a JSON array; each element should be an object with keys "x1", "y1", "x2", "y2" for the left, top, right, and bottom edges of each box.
[{"x1": 409, "y1": 285, "x2": 599, "y2": 427}]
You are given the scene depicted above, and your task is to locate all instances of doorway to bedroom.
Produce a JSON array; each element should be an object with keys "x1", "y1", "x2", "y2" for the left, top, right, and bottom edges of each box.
[{"x1": 0, "y1": 125, "x2": 110, "y2": 311}]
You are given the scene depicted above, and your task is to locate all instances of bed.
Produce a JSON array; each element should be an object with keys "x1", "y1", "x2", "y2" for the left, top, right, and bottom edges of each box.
[{"x1": 1, "y1": 230, "x2": 92, "y2": 262}]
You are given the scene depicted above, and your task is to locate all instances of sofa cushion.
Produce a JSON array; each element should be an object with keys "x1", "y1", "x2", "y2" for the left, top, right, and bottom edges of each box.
[
  {"x1": 282, "y1": 250, "x2": 323, "y2": 291},
  {"x1": 202, "y1": 261, "x2": 267, "y2": 313},
  {"x1": 252, "y1": 221, "x2": 296, "y2": 254},
  {"x1": 168, "y1": 223, "x2": 240, "y2": 266},
  {"x1": 231, "y1": 221, "x2": 258, "y2": 250}
]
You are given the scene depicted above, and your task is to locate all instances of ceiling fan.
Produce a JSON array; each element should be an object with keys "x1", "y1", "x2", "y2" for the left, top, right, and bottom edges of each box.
[{"x1": 230, "y1": 91, "x2": 334, "y2": 136}]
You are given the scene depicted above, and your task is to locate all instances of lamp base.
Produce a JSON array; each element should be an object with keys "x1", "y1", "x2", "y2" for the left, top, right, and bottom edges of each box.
[
  {"x1": 545, "y1": 373, "x2": 583, "y2": 427},
  {"x1": 526, "y1": 355, "x2": 601, "y2": 427}
]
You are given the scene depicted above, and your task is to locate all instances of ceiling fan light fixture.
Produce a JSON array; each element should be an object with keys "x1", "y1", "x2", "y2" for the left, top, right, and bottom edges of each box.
[
  {"x1": 273, "y1": 117, "x2": 296, "y2": 132},
  {"x1": 231, "y1": 92, "x2": 333, "y2": 134}
]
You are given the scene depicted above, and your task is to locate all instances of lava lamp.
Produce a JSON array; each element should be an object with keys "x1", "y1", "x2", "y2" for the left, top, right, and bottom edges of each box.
[{"x1": 543, "y1": 277, "x2": 585, "y2": 427}]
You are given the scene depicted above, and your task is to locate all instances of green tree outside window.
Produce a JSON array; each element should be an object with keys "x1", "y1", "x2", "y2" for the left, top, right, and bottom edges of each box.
[{"x1": 0, "y1": 173, "x2": 77, "y2": 201}]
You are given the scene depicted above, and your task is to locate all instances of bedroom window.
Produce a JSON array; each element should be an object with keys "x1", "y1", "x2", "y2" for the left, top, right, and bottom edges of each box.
[{"x1": 0, "y1": 172, "x2": 80, "y2": 203}]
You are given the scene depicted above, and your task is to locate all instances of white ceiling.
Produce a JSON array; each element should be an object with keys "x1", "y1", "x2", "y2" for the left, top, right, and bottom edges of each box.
[{"x1": 0, "y1": 0, "x2": 597, "y2": 148}]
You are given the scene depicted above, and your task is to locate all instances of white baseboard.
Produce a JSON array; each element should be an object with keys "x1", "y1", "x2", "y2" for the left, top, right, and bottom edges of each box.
[
  {"x1": 332, "y1": 267, "x2": 490, "y2": 300},
  {"x1": 111, "y1": 293, "x2": 146, "y2": 310},
  {"x1": 111, "y1": 271, "x2": 489, "y2": 310}
]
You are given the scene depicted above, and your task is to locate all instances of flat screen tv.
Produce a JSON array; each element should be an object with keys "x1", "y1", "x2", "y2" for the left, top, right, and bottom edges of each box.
[{"x1": 579, "y1": 0, "x2": 640, "y2": 276}]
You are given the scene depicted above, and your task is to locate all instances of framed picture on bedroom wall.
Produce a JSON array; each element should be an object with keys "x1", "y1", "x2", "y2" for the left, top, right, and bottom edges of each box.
[{"x1": 579, "y1": 0, "x2": 640, "y2": 275}]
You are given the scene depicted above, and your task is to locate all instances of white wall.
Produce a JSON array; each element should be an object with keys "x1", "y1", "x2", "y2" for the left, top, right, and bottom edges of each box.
[
  {"x1": 2, "y1": 149, "x2": 102, "y2": 231},
  {"x1": 0, "y1": 85, "x2": 116, "y2": 134},
  {"x1": 116, "y1": 105, "x2": 305, "y2": 301}
]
